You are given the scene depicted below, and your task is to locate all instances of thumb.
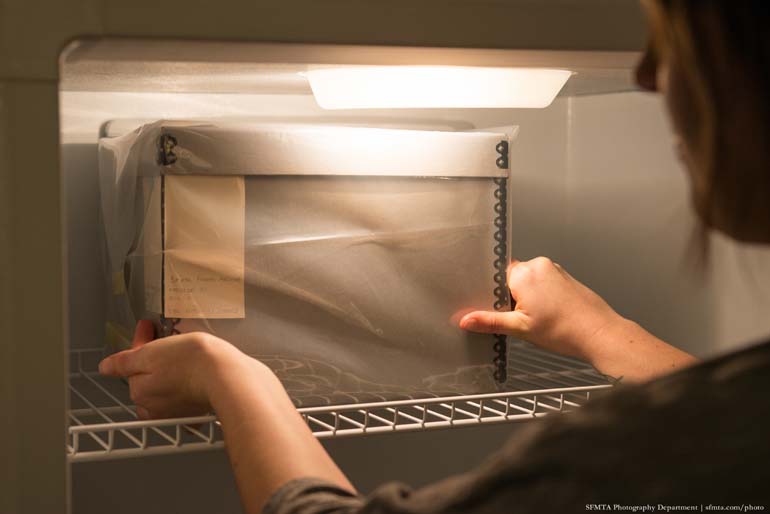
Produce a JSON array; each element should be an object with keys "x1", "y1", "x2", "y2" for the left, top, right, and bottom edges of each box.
[
  {"x1": 132, "y1": 319, "x2": 156, "y2": 349},
  {"x1": 459, "y1": 310, "x2": 529, "y2": 338}
]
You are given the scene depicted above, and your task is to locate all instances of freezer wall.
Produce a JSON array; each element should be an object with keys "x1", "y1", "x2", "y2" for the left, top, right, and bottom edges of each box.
[
  {"x1": 561, "y1": 93, "x2": 715, "y2": 356},
  {"x1": 561, "y1": 93, "x2": 770, "y2": 355}
]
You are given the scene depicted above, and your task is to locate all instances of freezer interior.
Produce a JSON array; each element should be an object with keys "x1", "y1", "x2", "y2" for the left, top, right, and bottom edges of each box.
[{"x1": 59, "y1": 37, "x2": 770, "y2": 512}]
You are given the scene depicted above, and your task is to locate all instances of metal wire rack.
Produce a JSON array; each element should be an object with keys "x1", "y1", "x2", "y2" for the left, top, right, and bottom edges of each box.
[{"x1": 68, "y1": 344, "x2": 612, "y2": 462}]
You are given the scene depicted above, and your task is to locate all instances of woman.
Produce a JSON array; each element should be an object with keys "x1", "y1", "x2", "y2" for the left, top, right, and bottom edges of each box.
[{"x1": 99, "y1": 0, "x2": 770, "y2": 510}]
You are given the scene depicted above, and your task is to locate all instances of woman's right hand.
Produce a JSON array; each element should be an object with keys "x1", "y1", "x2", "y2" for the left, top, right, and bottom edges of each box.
[
  {"x1": 460, "y1": 257, "x2": 697, "y2": 381},
  {"x1": 460, "y1": 257, "x2": 623, "y2": 362}
]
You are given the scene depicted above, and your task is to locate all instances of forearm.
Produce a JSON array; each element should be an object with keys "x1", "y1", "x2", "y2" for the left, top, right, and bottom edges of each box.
[
  {"x1": 209, "y1": 355, "x2": 355, "y2": 514},
  {"x1": 584, "y1": 317, "x2": 698, "y2": 382}
]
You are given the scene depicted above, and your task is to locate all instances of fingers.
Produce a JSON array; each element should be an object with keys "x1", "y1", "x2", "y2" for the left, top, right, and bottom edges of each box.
[
  {"x1": 99, "y1": 320, "x2": 155, "y2": 376},
  {"x1": 98, "y1": 348, "x2": 147, "y2": 377},
  {"x1": 553, "y1": 261, "x2": 570, "y2": 277},
  {"x1": 507, "y1": 257, "x2": 566, "y2": 296},
  {"x1": 506, "y1": 259, "x2": 529, "y2": 297},
  {"x1": 132, "y1": 319, "x2": 155, "y2": 349},
  {"x1": 135, "y1": 405, "x2": 151, "y2": 420},
  {"x1": 459, "y1": 310, "x2": 529, "y2": 338}
]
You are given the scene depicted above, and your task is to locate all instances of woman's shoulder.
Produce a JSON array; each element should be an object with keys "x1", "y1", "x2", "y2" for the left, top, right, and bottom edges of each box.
[
  {"x1": 502, "y1": 338, "x2": 770, "y2": 449},
  {"x1": 517, "y1": 336, "x2": 770, "y2": 458},
  {"x1": 587, "y1": 337, "x2": 770, "y2": 419},
  {"x1": 659, "y1": 336, "x2": 770, "y2": 387},
  {"x1": 473, "y1": 338, "x2": 770, "y2": 505},
  {"x1": 370, "y1": 339, "x2": 770, "y2": 512}
]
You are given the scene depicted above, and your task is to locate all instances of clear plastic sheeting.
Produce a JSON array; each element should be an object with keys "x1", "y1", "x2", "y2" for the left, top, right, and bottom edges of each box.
[{"x1": 98, "y1": 121, "x2": 515, "y2": 406}]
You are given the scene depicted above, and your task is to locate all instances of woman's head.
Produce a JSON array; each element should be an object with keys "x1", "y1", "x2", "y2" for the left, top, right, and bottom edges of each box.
[{"x1": 636, "y1": 0, "x2": 770, "y2": 243}]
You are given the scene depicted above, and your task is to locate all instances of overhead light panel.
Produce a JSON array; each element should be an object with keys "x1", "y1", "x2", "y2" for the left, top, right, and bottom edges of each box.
[{"x1": 306, "y1": 66, "x2": 572, "y2": 110}]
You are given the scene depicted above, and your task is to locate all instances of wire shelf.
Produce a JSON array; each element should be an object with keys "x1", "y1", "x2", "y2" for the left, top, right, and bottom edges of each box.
[{"x1": 68, "y1": 345, "x2": 611, "y2": 462}]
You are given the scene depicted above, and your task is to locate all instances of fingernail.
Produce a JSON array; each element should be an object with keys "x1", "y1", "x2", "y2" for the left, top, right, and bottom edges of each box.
[
  {"x1": 98, "y1": 359, "x2": 109, "y2": 374},
  {"x1": 461, "y1": 317, "x2": 478, "y2": 330}
]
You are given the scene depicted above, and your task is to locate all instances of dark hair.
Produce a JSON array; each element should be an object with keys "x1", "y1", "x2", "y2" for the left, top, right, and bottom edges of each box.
[{"x1": 653, "y1": 0, "x2": 770, "y2": 243}]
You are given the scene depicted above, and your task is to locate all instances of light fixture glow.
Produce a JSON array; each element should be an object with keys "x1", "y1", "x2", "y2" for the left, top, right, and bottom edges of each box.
[{"x1": 306, "y1": 66, "x2": 572, "y2": 110}]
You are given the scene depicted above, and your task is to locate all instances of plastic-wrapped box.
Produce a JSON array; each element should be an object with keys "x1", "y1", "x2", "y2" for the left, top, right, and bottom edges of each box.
[{"x1": 98, "y1": 121, "x2": 514, "y2": 406}]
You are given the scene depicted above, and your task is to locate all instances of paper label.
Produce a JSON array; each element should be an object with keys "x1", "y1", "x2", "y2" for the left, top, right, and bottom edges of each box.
[{"x1": 163, "y1": 175, "x2": 245, "y2": 318}]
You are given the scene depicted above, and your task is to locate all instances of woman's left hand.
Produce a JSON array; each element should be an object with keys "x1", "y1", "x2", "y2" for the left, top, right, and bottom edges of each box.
[
  {"x1": 98, "y1": 320, "x2": 256, "y2": 419},
  {"x1": 101, "y1": 321, "x2": 354, "y2": 513}
]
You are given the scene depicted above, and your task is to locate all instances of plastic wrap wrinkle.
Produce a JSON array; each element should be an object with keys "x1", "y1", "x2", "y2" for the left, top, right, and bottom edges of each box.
[
  {"x1": 244, "y1": 223, "x2": 491, "y2": 249},
  {"x1": 256, "y1": 354, "x2": 500, "y2": 407},
  {"x1": 243, "y1": 269, "x2": 384, "y2": 341},
  {"x1": 129, "y1": 225, "x2": 491, "y2": 335}
]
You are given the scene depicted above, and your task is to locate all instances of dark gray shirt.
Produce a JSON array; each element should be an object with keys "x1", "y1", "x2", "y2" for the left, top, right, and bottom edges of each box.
[{"x1": 264, "y1": 341, "x2": 770, "y2": 513}]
